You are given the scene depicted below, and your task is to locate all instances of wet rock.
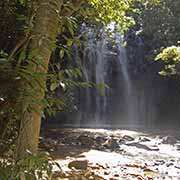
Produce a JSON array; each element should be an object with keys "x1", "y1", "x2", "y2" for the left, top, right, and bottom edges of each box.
[
  {"x1": 175, "y1": 165, "x2": 180, "y2": 169},
  {"x1": 122, "y1": 135, "x2": 134, "y2": 141},
  {"x1": 110, "y1": 178, "x2": 118, "y2": 180},
  {"x1": 103, "y1": 138, "x2": 119, "y2": 149},
  {"x1": 68, "y1": 160, "x2": 88, "y2": 170},
  {"x1": 139, "y1": 137, "x2": 151, "y2": 142},
  {"x1": 162, "y1": 136, "x2": 177, "y2": 144},
  {"x1": 175, "y1": 145, "x2": 180, "y2": 150},
  {"x1": 61, "y1": 136, "x2": 74, "y2": 145},
  {"x1": 154, "y1": 159, "x2": 165, "y2": 166},
  {"x1": 114, "y1": 174, "x2": 119, "y2": 177},
  {"x1": 170, "y1": 159, "x2": 175, "y2": 162},
  {"x1": 127, "y1": 142, "x2": 159, "y2": 151},
  {"x1": 62, "y1": 169, "x2": 105, "y2": 180},
  {"x1": 104, "y1": 171, "x2": 110, "y2": 175},
  {"x1": 95, "y1": 136, "x2": 107, "y2": 144},
  {"x1": 118, "y1": 139, "x2": 126, "y2": 145},
  {"x1": 77, "y1": 135, "x2": 94, "y2": 147},
  {"x1": 166, "y1": 162, "x2": 174, "y2": 167},
  {"x1": 150, "y1": 146, "x2": 159, "y2": 151},
  {"x1": 119, "y1": 135, "x2": 135, "y2": 145}
]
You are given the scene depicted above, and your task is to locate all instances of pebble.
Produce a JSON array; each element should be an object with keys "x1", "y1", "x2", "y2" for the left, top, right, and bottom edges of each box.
[
  {"x1": 175, "y1": 165, "x2": 180, "y2": 169},
  {"x1": 166, "y1": 162, "x2": 174, "y2": 167},
  {"x1": 154, "y1": 160, "x2": 165, "y2": 166}
]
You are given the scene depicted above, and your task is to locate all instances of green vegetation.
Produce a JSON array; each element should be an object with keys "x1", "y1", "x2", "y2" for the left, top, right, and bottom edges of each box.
[
  {"x1": 0, "y1": 152, "x2": 54, "y2": 180},
  {"x1": 0, "y1": 0, "x2": 139, "y2": 179},
  {"x1": 0, "y1": 0, "x2": 178, "y2": 179},
  {"x1": 156, "y1": 46, "x2": 180, "y2": 76},
  {"x1": 128, "y1": 0, "x2": 180, "y2": 75}
]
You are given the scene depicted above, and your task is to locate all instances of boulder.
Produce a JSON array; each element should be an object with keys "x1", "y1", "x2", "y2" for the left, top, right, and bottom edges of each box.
[
  {"x1": 68, "y1": 160, "x2": 88, "y2": 170},
  {"x1": 103, "y1": 138, "x2": 119, "y2": 149},
  {"x1": 77, "y1": 135, "x2": 94, "y2": 147}
]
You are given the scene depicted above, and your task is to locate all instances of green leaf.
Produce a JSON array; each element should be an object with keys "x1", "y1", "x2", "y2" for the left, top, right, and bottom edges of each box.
[
  {"x1": 19, "y1": 0, "x2": 25, "y2": 5},
  {"x1": 50, "y1": 83, "x2": 59, "y2": 91},
  {"x1": 60, "y1": 50, "x2": 65, "y2": 58},
  {"x1": 67, "y1": 39, "x2": 73, "y2": 46},
  {"x1": 19, "y1": 50, "x2": 26, "y2": 61}
]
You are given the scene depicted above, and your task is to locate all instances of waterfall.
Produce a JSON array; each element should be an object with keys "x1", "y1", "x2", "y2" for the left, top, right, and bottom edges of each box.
[
  {"x1": 76, "y1": 26, "x2": 133, "y2": 126},
  {"x1": 78, "y1": 28, "x2": 110, "y2": 125},
  {"x1": 69, "y1": 26, "x2": 157, "y2": 128},
  {"x1": 116, "y1": 36, "x2": 133, "y2": 123}
]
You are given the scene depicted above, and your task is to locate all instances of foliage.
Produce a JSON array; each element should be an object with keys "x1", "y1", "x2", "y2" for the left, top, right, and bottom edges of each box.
[
  {"x1": 138, "y1": 0, "x2": 180, "y2": 76},
  {"x1": 125, "y1": 0, "x2": 180, "y2": 76},
  {"x1": 0, "y1": 50, "x2": 21, "y2": 154},
  {"x1": 0, "y1": 151, "x2": 57, "y2": 180},
  {"x1": 88, "y1": 0, "x2": 135, "y2": 32},
  {"x1": 0, "y1": 0, "x2": 164, "y2": 178},
  {"x1": 128, "y1": 0, "x2": 180, "y2": 48},
  {"x1": 155, "y1": 46, "x2": 180, "y2": 75}
]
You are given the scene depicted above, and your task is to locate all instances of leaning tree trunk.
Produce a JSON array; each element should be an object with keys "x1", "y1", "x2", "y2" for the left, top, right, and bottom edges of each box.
[{"x1": 16, "y1": 0, "x2": 62, "y2": 159}]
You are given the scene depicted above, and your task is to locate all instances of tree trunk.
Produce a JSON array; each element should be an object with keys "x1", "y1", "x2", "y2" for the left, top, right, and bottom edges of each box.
[{"x1": 16, "y1": 0, "x2": 62, "y2": 159}]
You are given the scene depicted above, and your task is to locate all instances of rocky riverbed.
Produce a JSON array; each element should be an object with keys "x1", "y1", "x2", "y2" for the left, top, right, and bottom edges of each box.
[{"x1": 40, "y1": 128, "x2": 180, "y2": 180}]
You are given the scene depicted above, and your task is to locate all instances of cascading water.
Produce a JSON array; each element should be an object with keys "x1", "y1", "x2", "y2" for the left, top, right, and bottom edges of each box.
[
  {"x1": 77, "y1": 28, "x2": 110, "y2": 125},
  {"x1": 116, "y1": 34, "x2": 134, "y2": 124},
  {"x1": 77, "y1": 26, "x2": 141, "y2": 126},
  {"x1": 75, "y1": 25, "x2": 157, "y2": 127}
]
